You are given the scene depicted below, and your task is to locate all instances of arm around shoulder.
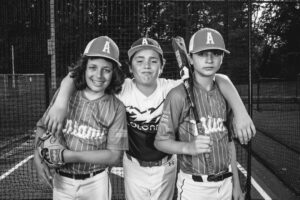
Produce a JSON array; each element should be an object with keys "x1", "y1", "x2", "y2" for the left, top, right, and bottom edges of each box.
[
  {"x1": 45, "y1": 73, "x2": 76, "y2": 136},
  {"x1": 215, "y1": 73, "x2": 256, "y2": 144}
]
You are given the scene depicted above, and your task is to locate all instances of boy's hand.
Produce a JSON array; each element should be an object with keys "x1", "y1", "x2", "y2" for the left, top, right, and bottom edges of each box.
[
  {"x1": 186, "y1": 135, "x2": 211, "y2": 155},
  {"x1": 34, "y1": 150, "x2": 53, "y2": 189},
  {"x1": 233, "y1": 114, "x2": 256, "y2": 145},
  {"x1": 44, "y1": 104, "x2": 67, "y2": 137}
]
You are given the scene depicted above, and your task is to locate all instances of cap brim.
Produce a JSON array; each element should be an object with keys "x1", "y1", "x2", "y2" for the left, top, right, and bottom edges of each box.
[
  {"x1": 190, "y1": 47, "x2": 230, "y2": 54},
  {"x1": 128, "y1": 45, "x2": 163, "y2": 59},
  {"x1": 84, "y1": 53, "x2": 122, "y2": 67}
]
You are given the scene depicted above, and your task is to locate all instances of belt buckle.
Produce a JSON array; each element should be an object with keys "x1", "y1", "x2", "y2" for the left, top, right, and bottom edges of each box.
[{"x1": 192, "y1": 175, "x2": 204, "y2": 182}]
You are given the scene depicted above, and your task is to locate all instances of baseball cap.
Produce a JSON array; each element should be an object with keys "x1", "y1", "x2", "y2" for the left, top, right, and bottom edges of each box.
[
  {"x1": 83, "y1": 36, "x2": 122, "y2": 67},
  {"x1": 189, "y1": 28, "x2": 230, "y2": 54},
  {"x1": 128, "y1": 37, "x2": 163, "y2": 60}
]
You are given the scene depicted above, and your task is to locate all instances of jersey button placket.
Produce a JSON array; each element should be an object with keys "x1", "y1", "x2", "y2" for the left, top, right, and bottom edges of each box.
[{"x1": 207, "y1": 92, "x2": 214, "y2": 118}]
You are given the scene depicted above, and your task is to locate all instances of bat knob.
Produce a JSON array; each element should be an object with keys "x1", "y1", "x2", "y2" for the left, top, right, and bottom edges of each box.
[{"x1": 180, "y1": 66, "x2": 189, "y2": 80}]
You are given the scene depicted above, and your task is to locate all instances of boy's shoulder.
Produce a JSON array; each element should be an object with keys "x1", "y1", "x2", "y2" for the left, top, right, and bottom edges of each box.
[
  {"x1": 167, "y1": 82, "x2": 187, "y2": 98},
  {"x1": 107, "y1": 93, "x2": 124, "y2": 104},
  {"x1": 157, "y1": 77, "x2": 178, "y2": 85}
]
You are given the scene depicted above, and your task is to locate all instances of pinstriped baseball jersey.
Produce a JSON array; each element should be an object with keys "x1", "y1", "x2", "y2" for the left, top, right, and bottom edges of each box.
[
  {"x1": 156, "y1": 80, "x2": 232, "y2": 175},
  {"x1": 116, "y1": 78, "x2": 181, "y2": 161},
  {"x1": 38, "y1": 90, "x2": 128, "y2": 174}
]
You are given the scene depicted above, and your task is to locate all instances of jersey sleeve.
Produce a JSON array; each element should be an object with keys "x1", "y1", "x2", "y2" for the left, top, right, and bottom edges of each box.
[
  {"x1": 156, "y1": 84, "x2": 186, "y2": 141},
  {"x1": 106, "y1": 101, "x2": 128, "y2": 151}
]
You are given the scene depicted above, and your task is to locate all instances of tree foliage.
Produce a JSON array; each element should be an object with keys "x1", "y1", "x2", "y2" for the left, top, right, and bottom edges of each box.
[
  {"x1": 253, "y1": 2, "x2": 300, "y2": 79},
  {"x1": 1, "y1": 0, "x2": 299, "y2": 80}
]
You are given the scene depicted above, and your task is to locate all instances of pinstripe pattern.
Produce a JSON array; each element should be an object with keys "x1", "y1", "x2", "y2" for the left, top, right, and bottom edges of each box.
[
  {"x1": 157, "y1": 81, "x2": 230, "y2": 175},
  {"x1": 38, "y1": 90, "x2": 128, "y2": 174}
]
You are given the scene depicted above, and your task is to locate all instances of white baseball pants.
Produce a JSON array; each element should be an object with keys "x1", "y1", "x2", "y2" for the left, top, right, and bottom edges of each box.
[
  {"x1": 123, "y1": 153, "x2": 177, "y2": 200},
  {"x1": 53, "y1": 168, "x2": 111, "y2": 200},
  {"x1": 176, "y1": 170, "x2": 232, "y2": 200}
]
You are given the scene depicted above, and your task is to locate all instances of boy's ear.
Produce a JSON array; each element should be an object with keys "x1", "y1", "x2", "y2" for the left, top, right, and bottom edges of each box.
[
  {"x1": 188, "y1": 54, "x2": 194, "y2": 65},
  {"x1": 220, "y1": 54, "x2": 224, "y2": 65},
  {"x1": 128, "y1": 64, "x2": 133, "y2": 74},
  {"x1": 159, "y1": 58, "x2": 166, "y2": 76}
]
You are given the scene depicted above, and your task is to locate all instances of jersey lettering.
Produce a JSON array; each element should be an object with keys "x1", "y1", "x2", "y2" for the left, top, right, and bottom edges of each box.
[
  {"x1": 129, "y1": 122, "x2": 158, "y2": 132},
  {"x1": 206, "y1": 32, "x2": 215, "y2": 45},
  {"x1": 102, "y1": 41, "x2": 111, "y2": 54},
  {"x1": 200, "y1": 116, "x2": 226, "y2": 135},
  {"x1": 63, "y1": 119, "x2": 107, "y2": 139}
]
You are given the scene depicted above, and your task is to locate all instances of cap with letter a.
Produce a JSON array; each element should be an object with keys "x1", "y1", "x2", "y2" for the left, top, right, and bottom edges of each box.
[
  {"x1": 83, "y1": 36, "x2": 122, "y2": 67},
  {"x1": 189, "y1": 28, "x2": 230, "y2": 54},
  {"x1": 128, "y1": 37, "x2": 163, "y2": 60}
]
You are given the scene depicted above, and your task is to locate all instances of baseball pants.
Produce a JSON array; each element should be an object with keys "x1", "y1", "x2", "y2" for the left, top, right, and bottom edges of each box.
[
  {"x1": 53, "y1": 168, "x2": 111, "y2": 200},
  {"x1": 177, "y1": 170, "x2": 232, "y2": 200},
  {"x1": 123, "y1": 153, "x2": 177, "y2": 200}
]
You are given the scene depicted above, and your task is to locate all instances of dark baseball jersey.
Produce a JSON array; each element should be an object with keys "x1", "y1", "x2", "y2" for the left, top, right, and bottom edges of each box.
[
  {"x1": 156, "y1": 80, "x2": 232, "y2": 175},
  {"x1": 117, "y1": 78, "x2": 181, "y2": 161},
  {"x1": 37, "y1": 90, "x2": 128, "y2": 174}
]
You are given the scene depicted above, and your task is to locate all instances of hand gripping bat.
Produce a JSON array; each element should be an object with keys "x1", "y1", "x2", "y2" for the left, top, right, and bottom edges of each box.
[{"x1": 172, "y1": 36, "x2": 218, "y2": 180}]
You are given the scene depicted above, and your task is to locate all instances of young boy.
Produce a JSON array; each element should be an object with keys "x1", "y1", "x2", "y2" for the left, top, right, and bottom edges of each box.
[
  {"x1": 43, "y1": 37, "x2": 253, "y2": 200},
  {"x1": 34, "y1": 36, "x2": 128, "y2": 200},
  {"x1": 154, "y1": 28, "x2": 245, "y2": 200}
]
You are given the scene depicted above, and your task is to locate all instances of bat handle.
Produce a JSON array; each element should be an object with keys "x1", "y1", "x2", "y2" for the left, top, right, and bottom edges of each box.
[
  {"x1": 195, "y1": 123, "x2": 214, "y2": 175},
  {"x1": 180, "y1": 66, "x2": 189, "y2": 80}
]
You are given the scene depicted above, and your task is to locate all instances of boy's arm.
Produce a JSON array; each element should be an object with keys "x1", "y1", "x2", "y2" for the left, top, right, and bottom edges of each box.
[
  {"x1": 45, "y1": 73, "x2": 76, "y2": 136},
  {"x1": 230, "y1": 141, "x2": 245, "y2": 200},
  {"x1": 215, "y1": 74, "x2": 256, "y2": 144},
  {"x1": 154, "y1": 135, "x2": 211, "y2": 155},
  {"x1": 63, "y1": 149, "x2": 122, "y2": 165}
]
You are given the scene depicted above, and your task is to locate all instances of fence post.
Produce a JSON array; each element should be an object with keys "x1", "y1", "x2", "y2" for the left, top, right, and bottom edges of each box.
[
  {"x1": 246, "y1": 0, "x2": 252, "y2": 199},
  {"x1": 257, "y1": 77, "x2": 260, "y2": 111},
  {"x1": 49, "y1": 0, "x2": 57, "y2": 89},
  {"x1": 297, "y1": 73, "x2": 300, "y2": 100}
]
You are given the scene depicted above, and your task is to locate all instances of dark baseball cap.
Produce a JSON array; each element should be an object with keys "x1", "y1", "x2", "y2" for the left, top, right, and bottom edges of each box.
[{"x1": 128, "y1": 37, "x2": 163, "y2": 60}]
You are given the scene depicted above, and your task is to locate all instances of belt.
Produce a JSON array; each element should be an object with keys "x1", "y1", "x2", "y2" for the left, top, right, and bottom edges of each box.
[
  {"x1": 56, "y1": 169, "x2": 105, "y2": 180},
  {"x1": 126, "y1": 153, "x2": 172, "y2": 167},
  {"x1": 192, "y1": 168, "x2": 232, "y2": 182}
]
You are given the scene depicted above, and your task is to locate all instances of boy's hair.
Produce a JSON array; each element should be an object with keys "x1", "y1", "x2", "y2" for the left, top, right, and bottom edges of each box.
[
  {"x1": 129, "y1": 52, "x2": 164, "y2": 66},
  {"x1": 70, "y1": 56, "x2": 125, "y2": 95}
]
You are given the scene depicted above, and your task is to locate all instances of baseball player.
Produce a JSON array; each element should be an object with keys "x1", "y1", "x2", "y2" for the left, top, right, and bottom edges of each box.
[
  {"x1": 43, "y1": 37, "x2": 254, "y2": 200},
  {"x1": 154, "y1": 28, "x2": 245, "y2": 200},
  {"x1": 34, "y1": 36, "x2": 128, "y2": 200}
]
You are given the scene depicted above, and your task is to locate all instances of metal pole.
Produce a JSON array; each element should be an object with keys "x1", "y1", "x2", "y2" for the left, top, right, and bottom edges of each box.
[
  {"x1": 50, "y1": 0, "x2": 56, "y2": 89},
  {"x1": 11, "y1": 45, "x2": 16, "y2": 88},
  {"x1": 246, "y1": 0, "x2": 253, "y2": 199}
]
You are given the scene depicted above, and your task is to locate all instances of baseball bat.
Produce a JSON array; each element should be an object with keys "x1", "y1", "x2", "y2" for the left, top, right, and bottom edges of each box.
[{"x1": 172, "y1": 36, "x2": 216, "y2": 178}]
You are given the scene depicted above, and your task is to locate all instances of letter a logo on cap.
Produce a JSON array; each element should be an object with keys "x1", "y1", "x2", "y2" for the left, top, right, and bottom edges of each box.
[
  {"x1": 102, "y1": 41, "x2": 111, "y2": 54},
  {"x1": 206, "y1": 32, "x2": 215, "y2": 45},
  {"x1": 142, "y1": 38, "x2": 148, "y2": 45}
]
